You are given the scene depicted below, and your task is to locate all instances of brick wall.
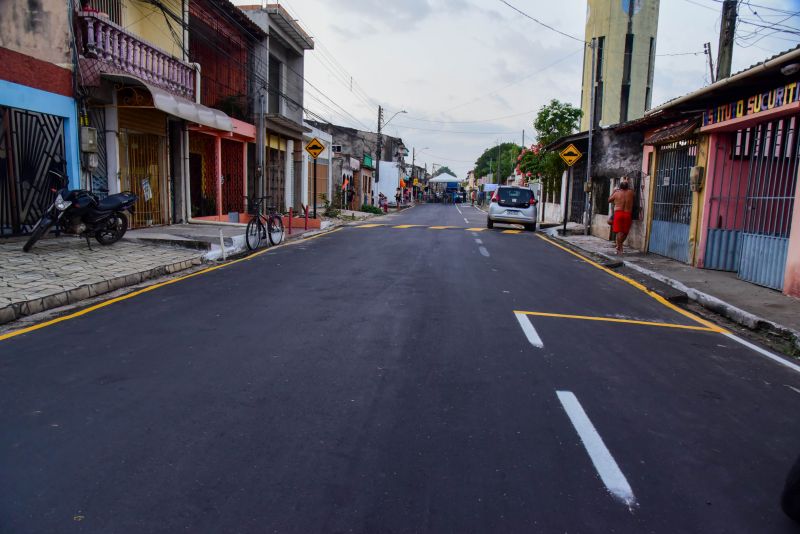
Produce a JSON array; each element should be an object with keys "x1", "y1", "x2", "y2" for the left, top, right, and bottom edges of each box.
[{"x1": 0, "y1": 47, "x2": 73, "y2": 97}]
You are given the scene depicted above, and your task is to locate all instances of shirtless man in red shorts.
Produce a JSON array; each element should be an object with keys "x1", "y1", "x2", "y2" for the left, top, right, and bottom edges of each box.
[{"x1": 608, "y1": 177, "x2": 635, "y2": 254}]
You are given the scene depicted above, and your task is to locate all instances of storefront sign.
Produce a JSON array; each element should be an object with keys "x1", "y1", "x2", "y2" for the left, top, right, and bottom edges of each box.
[{"x1": 703, "y1": 81, "x2": 799, "y2": 127}]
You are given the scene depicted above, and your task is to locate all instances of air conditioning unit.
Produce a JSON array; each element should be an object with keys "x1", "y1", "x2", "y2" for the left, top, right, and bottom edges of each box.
[{"x1": 331, "y1": 145, "x2": 342, "y2": 153}]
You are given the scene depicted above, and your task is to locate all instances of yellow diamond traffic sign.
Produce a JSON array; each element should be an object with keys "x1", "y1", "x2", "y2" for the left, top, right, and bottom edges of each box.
[
  {"x1": 559, "y1": 143, "x2": 583, "y2": 166},
  {"x1": 305, "y1": 137, "x2": 326, "y2": 159}
]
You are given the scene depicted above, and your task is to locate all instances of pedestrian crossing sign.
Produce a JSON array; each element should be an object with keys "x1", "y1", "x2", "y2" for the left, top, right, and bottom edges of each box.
[
  {"x1": 559, "y1": 144, "x2": 583, "y2": 166},
  {"x1": 305, "y1": 137, "x2": 326, "y2": 159}
]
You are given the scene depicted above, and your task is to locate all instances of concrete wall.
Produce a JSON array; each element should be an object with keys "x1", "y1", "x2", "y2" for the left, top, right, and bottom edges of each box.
[
  {"x1": 581, "y1": 0, "x2": 659, "y2": 129},
  {"x1": 593, "y1": 128, "x2": 644, "y2": 178},
  {"x1": 0, "y1": 0, "x2": 72, "y2": 67}
]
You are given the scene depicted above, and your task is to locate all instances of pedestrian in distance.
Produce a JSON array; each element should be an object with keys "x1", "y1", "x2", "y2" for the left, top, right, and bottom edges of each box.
[
  {"x1": 608, "y1": 176, "x2": 635, "y2": 255},
  {"x1": 395, "y1": 188, "x2": 401, "y2": 208}
]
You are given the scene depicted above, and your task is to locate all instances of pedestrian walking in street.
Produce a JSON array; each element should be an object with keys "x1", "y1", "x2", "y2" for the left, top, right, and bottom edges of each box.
[
  {"x1": 395, "y1": 188, "x2": 401, "y2": 208},
  {"x1": 608, "y1": 176, "x2": 635, "y2": 255}
]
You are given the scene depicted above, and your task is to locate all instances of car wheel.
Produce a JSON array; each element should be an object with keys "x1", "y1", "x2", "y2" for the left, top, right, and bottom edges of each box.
[
  {"x1": 525, "y1": 223, "x2": 536, "y2": 232},
  {"x1": 487, "y1": 218, "x2": 493, "y2": 229}
]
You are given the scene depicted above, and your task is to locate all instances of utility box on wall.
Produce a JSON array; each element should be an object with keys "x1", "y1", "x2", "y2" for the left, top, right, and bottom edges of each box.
[
  {"x1": 690, "y1": 166, "x2": 704, "y2": 192},
  {"x1": 80, "y1": 126, "x2": 98, "y2": 153}
]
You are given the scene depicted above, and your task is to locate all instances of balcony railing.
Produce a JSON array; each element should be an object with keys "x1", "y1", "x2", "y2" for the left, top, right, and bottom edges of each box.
[{"x1": 78, "y1": 11, "x2": 195, "y2": 100}]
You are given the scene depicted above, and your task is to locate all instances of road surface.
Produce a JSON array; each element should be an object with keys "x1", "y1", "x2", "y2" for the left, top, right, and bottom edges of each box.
[{"x1": 2, "y1": 203, "x2": 799, "y2": 533}]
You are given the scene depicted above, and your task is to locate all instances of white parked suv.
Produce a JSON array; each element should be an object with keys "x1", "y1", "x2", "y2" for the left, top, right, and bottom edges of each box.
[{"x1": 486, "y1": 186, "x2": 538, "y2": 231}]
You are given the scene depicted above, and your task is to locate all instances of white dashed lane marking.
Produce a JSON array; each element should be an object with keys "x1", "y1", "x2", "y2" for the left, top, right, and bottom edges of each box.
[
  {"x1": 556, "y1": 391, "x2": 637, "y2": 509},
  {"x1": 479, "y1": 246, "x2": 490, "y2": 257},
  {"x1": 514, "y1": 311, "x2": 543, "y2": 348}
]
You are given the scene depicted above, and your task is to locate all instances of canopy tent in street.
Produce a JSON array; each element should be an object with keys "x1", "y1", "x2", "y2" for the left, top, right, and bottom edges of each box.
[{"x1": 427, "y1": 174, "x2": 460, "y2": 183}]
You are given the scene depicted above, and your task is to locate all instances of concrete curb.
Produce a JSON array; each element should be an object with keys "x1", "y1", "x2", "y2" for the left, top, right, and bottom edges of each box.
[
  {"x1": 0, "y1": 257, "x2": 203, "y2": 326},
  {"x1": 548, "y1": 233, "x2": 800, "y2": 353}
]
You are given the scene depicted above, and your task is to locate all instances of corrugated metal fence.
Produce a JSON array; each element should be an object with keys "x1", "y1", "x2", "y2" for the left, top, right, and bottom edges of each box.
[{"x1": 704, "y1": 114, "x2": 798, "y2": 290}]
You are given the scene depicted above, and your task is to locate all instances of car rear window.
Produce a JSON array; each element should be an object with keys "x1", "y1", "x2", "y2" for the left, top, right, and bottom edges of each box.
[{"x1": 498, "y1": 188, "x2": 532, "y2": 206}]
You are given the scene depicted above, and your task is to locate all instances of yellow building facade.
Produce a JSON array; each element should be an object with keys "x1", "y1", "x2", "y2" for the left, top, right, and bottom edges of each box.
[{"x1": 580, "y1": 0, "x2": 660, "y2": 130}]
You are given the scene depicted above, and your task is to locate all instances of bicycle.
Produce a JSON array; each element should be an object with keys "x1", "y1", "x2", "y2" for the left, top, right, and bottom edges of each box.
[{"x1": 245, "y1": 196, "x2": 284, "y2": 250}]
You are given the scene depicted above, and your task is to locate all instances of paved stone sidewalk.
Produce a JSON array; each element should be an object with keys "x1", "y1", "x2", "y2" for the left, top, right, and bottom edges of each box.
[{"x1": 0, "y1": 237, "x2": 202, "y2": 325}]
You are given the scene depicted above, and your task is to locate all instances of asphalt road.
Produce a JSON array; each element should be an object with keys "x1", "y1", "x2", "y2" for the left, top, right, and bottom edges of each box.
[{"x1": 2, "y1": 203, "x2": 799, "y2": 533}]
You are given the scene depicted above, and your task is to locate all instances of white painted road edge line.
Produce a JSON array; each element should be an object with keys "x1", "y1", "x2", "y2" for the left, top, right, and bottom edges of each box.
[
  {"x1": 723, "y1": 332, "x2": 800, "y2": 374},
  {"x1": 464, "y1": 217, "x2": 469, "y2": 224},
  {"x1": 556, "y1": 391, "x2": 637, "y2": 509},
  {"x1": 479, "y1": 246, "x2": 490, "y2": 258},
  {"x1": 455, "y1": 204, "x2": 463, "y2": 215},
  {"x1": 514, "y1": 312, "x2": 543, "y2": 348},
  {"x1": 475, "y1": 238, "x2": 483, "y2": 244}
]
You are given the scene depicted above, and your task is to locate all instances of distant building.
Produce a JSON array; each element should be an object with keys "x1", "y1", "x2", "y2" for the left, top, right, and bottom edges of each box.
[{"x1": 580, "y1": 0, "x2": 660, "y2": 130}]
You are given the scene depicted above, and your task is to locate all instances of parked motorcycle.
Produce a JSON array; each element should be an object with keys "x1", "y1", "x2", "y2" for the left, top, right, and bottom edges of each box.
[{"x1": 23, "y1": 171, "x2": 137, "y2": 252}]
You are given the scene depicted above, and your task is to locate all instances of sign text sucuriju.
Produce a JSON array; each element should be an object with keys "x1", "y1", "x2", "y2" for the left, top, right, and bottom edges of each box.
[{"x1": 703, "y1": 81, "x2": 798, "y2": 127}]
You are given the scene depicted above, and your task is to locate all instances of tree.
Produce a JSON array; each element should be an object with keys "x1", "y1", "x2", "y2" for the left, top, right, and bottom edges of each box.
[
  {"x1": 534, "y1": 99, "x2": 582, "y2": 146},
  {"x1": 514, "y1": 100, "x2": 582, "y2": 201},
  {"x1": 432, "y1": 166, "x2": 457, "y2": 178},
  {"x1": 473, "y1": 143, "x2": 522, "y2": 184}
]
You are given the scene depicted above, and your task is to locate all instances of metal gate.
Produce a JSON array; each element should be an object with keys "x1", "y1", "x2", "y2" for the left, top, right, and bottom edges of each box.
[
  {"x1": 648, "y1": 139, "x2": 696, "y2": 263},
  {"x1": 120, "y1": 133, "x2": 166, "y2": 227},
  {"x1": 704, "y1": 115, "x2": 799, "y2": 290},
  {"x1": 569, "y1": 163, "x2": 586, "y2": 224},
  {"x1": 0, "y1": 106, "x2": 66, "y2": 236}
]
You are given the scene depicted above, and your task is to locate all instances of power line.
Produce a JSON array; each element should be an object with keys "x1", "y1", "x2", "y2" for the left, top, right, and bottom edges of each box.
[{"x1": 497, "y1": 0, "x2": 586, "y2": 43}]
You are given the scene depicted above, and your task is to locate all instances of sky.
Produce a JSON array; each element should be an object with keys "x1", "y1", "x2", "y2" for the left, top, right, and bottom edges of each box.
[{"x1": 248, "y1": 0, "x2": 800, "y2": 177}]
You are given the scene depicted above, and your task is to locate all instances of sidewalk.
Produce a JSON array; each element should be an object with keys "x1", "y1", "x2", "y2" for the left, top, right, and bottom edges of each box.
[
  {"x1": 546, "y1": 225, "x2": 800, "y2": 353},
  {"x1": 0, "y1": 237, "x2": 203, "y2": 325}
]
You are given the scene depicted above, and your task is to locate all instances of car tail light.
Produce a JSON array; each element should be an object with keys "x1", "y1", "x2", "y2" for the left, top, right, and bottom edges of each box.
[
  {"x1": 491, "y1": 193, "x2": 498, "y2": 203},
  {"x1": 529, "y1": 197, "x2": 537, "y2": 206}
]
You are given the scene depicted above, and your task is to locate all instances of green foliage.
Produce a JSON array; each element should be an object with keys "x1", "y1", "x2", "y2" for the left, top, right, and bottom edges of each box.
[
  {"x1": 321, "y1": 193, "x2": 340, "y2": 218},
  {"x1": 360, "y1": 204, "x2": 384, "y2": 215},
  {"x1": 432, "y1": 166, "x2": 457, "y2": 178},
  {"x1": 473, "y1": 143, "x2": 522, "y2": 183},
  {"x1": 534, "y1": 99, "x2": 583, "y2": 146}
]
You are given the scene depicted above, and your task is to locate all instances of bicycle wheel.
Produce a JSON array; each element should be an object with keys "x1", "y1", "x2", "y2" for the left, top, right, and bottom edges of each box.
[
  {"x1": 267, "y1": 214, "x2": 284, "y2": 246},
  {"x1": 245, "y1": 217, "x2": 263, "y2": 250}
]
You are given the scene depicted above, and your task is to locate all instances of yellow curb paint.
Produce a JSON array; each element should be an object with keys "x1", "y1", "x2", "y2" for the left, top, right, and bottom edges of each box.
[
  {"x1": 0, "y1": 227, "x2": 343, "y2": 343},
  {"x1": 465, "y1": 228, "x2": 486, "y2": 232},
  {"x1": 534, "y1": 233, "x2": 728, "y2": 334},
  {"x1": 429, "y1": 226, "x2": 458, "y2": 230},
  {"x1": 502, "y1": 230, "x2": 522, "y2": 234},
  {"x1": 513, "y1": 310, "x2": 717, "y2": 332},
  {"x1": 393, "y1": 224, "x2": 424, "y2": 229}
]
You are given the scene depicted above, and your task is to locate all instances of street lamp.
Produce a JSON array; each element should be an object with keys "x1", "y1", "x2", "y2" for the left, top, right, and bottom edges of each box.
[{"x1": 383, "y1": 109, "x2": 407, "y2": 129}]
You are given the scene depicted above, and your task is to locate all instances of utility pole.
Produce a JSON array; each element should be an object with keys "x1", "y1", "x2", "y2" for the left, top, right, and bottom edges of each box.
[
  {"x1": 375, "y1": 105, "x2": 383, "y2": 184},
  {"x1": 704, "y1": 42, "x2": 716, "y2": 84},
  {"x1": 585, "y1": 36, "x2": 597, "y2": 236},
  {"x1": 522, "y1": 130, "x2": 525, "y2": 148},
  {"x1": 716, "y1": 0, "x2": 737, "y2": 81},
  {"x1": 256, "y1": 92, "x2": 266, "y2": 199}
]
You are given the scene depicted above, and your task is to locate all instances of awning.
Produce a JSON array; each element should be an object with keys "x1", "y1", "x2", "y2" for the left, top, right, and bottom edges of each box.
[
  {"x1": 266, "y1": 114, "x2": 312, "y2": 140},
  {"x1": 103, "y1": 73, "x2": 232, "y2": 131},
  {"x1": 150, "y1": 85, "x2": 232, "y2": 132},
  {"x1": 644, "y1": 120, "x2": 699, "y2": 145}
]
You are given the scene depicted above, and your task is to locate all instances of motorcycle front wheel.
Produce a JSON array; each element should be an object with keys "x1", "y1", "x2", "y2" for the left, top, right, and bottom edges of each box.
[
  {"x1": 23, "y1": 217, "x2": 53, "y2": 252},
  {"x1": 95, "y1": 211, "x2": 129, "y2": 245}
]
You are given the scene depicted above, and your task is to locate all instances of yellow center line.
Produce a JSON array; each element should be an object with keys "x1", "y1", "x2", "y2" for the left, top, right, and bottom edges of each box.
[
  {"x1": 534, "y1": 233, "x2": 728, "y2": 334},
  {"x1": 513, "y1": 310, "x2": 718, "y2": 332},
  {"x1": 0, "y1": 227, "x2": 343, "y2": 342},
  {"x1": 429, "y1": 226, "x2": 458, "y2": 229},
  {"x1": 392, "y1": 224, "x2": 425, "y2": 228},
  {"x1": 355, "y1": 223, "x2": 386, "y2": 228},
  {"x1": 465, "y1": 227, "x2": 486, "y2": 232},
  {"x1": 502, "y1": 230, "x2": 522, "y2": 234}
]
